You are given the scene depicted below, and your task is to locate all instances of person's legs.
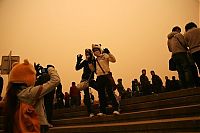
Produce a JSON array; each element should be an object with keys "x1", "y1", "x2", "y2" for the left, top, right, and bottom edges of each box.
[
  {"x1": 105, "y1": 76, "x2": 119, "y2": 112},
  {"x1": 40, "y1": 125, "x2": 49, "y2": 133},
  {"x1": 96, "y1": 76, "x2": 107, "y2": 114},
  {"x1": 192, "y1": 51, "x2": 200, "y2": 74},
  {"x1": 83, "y1": 88, "x2": 94, "y2": 115}
]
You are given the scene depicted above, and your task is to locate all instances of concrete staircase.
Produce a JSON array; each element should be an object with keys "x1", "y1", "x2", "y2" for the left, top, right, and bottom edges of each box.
[
  {"x1": 49, "y1": 87, "x2": 200, "y2": 132},
  {"x1": 0, "y1": 87, "x2": 200, "y2": 132}
]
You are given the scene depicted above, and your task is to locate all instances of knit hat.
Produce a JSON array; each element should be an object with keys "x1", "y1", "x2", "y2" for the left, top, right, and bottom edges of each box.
[
  {"x1": 92, "y1": 44, "x2": 102, "y2": 52},
  {"x1": 9, "y1": 59, "x2": 36, "y2": 86}
]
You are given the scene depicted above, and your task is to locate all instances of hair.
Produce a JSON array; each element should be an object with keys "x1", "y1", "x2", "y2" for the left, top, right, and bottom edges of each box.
[
  {"x1": 172, "y1": 26, "x2": 181, "y2": 32},
  {"x1": 4, "y1": 83, "x2": 27, "y2": 133},
  {"x1": 185, "y1": 22, "x2": 197, "y2": 32}
]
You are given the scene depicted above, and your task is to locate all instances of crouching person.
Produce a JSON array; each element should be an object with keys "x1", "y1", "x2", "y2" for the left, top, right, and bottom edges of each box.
[{"x1": 2, "y1": 59, "x2": 60, "y2": 133}]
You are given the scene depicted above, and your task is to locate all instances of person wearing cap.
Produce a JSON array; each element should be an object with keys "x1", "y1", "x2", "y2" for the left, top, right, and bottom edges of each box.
[
  {"x1": 1, "y1": 59, "x2": 60, "y2": 133},
  {"x1": 75, "y1": 49, "x2": 97, "y2": 117},
  {"x1": 92, "y1": 44, "x2": 119, "y2": 116}
]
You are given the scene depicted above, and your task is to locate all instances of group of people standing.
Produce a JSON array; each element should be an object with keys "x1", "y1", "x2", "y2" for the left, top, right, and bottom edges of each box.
[
  {"x1": 75, "y1": 44, "x2": 120, "y2": 117},
  {"x1": 167, "y1": 22, "x2": 200, "y2": 88}
]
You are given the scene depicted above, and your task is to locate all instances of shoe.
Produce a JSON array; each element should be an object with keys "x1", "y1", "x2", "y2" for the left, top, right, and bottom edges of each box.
[
  {"x1": 89, "y1": 113, "x2": 95, "y2": 118},
  {"x1": 97, "y1": 112, "x2": 106, "y2": 116},
  {"x1": 48, "y1": 124, "x2": 53, "y2": 128},
  {"x1": 113, "y1": 111, "x2": 120, "y2": 115}
]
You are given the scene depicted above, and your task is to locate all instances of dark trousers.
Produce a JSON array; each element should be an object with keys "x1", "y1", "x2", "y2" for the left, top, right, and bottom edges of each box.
[
  {"x1": 96, "y1": 75, "x2": 119, "y2": 114},
  {"x1": 173, "y1": 52, "x2": 195, "y2": 88},
  {"x1": 83, "y1": 88, "x2": 94, "y2": 114},
  {"x1": 192, "y1": 51, "x2": 200, "y2": 75}
]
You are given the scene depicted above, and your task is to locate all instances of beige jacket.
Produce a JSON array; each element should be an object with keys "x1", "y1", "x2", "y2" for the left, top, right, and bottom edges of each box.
[
  {"x1": 167, "y1": 31, "x2": 187, "y2": 55},
  {"x1": 95, "y1": 53, "x2": 116, "y2": 76},
  {"x1": 184, "y1": 28, "x2": 200, "y2": 54},
  {"x1": 17, "y1": 67, "x2": 60, "y2": 126}
]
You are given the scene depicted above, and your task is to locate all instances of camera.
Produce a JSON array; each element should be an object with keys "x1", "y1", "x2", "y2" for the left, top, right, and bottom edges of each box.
[{"x1": 34, "y1": 63, "x2": 48, "y2": 76}]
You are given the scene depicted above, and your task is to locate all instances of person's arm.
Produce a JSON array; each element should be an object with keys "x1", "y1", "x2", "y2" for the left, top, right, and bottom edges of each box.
[
  {"x1": 21, "y1": 67, "x2": 60, "y2": 99},
  {"x1": 76, "y1": 60, "x2": 85, "y2": 70},
  {"x1": 108, "y1": 53, "x2": 116, "y2": 63}
]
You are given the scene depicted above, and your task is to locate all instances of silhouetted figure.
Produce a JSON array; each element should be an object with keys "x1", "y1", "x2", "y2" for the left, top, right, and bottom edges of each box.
[
  {"x1": 171, "y1": 76, "x2": 181, "y2": 91},
  {"x1": 126, "y1": 88, "x2": 132, "y2": 98},
  {"x1": 184, "y1": 22, "x2": 200, "y2": 86},
  {"x1": 116, "y1": 78, "x2": 126, "y2": 99},
  {"x1": 70, "y1": 82, "x2": 81, "y2": 107},
  {"x1": 0, "y1": 74, "x2": 3, "y2": 100},
  {"x1": 167, "y1": 26, "x2": 195, "y2": 88},
  {"x1": 56, "y1": 83, "x2": 64, "y2": 109},
  {"x1": 164, "y1": 76, "x2": 171, "y2": 92},
  {"x1": 131, "y1": 79, "x2": 141, "y2": 96},
  {"x1": 140, "y1": 69, "x2": 152, "y2": 96},
  {"x1": 150, "y1": 70, "x2": 163, "y2": 93},
  {"x1": 64, "y1": 92, "x2": 70, "y2": 108}
]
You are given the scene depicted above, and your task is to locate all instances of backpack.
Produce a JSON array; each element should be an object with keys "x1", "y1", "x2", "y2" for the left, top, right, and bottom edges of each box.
[{"x1": 14, "y1": 86, "x2": 43, "y2": 133}]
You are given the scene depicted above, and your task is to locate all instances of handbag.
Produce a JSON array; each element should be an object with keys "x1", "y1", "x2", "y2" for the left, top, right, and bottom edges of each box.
[
  {"x1": 76, "y1": 73, "x2": 92, "y2": 91},
  {"x1": 169, "y1": 57, "x2": 176, "y2": 71},
  {"x1": 76, "y1": 80, "x2": 89, "y2": 91},
  {"x1": 14, "y1": 86, "x2": 43, "y2": 133}
]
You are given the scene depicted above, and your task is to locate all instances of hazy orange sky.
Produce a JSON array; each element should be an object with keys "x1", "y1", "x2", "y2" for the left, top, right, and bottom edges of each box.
[{"x1": 0, "y1": 0, "x2": 199, "y2": 97}]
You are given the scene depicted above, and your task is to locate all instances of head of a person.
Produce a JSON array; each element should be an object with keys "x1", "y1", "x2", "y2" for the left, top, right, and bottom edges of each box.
[
  {"x1": 9, "y1": 59, "x2": 36, "y2": 87},
  {"x1": 85, "y1": 49, "x2": 93, "y2": 59},
  {"x1": 117, "y1": 78, "x2": 122, "y2": 83},
  {"x1": 92, "y1": 44, "x2": 102, "y2": 57},
  {"x1": 172, "y1": 26, "x2": 181, "y2": 33},
  {"x1": 142, "y1": 69, "x2": 146, "y2": 75},
  {"x1": 172, "y1": 76, "x2": 176, "y2": 80},
  {"x1": 150, "y1": 70, "x2": 155, "y2": 76},
  {"x1": 185, "y1": 22, "x2": 197, "y2": 32},
  {"x1": 165, "y1": 76, "x2": 168, "y2": 80},
  {"x1": 72, "y1": 81, "x2": 76, "y2": 86},
  {"x1": 5, "y1": 59, "x2": 36, "y2": 132}
]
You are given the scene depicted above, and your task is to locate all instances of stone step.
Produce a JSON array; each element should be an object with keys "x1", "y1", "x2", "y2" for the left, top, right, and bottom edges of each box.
[
  {"x1": 53, "y1": 94, "x2": 200, "y2": 119},
  {"x1": 52, "y1": 104, "x2": 200, "y2": 127},
  {"x1": 120, "y1": 87, "x2": 200, "y2": 106},
  {"x1": 53, "y1": 87, "x2": 200, "y2": 115},
  {"x1": 49, "y1": 116, "x2": 200, "y2": 133}
]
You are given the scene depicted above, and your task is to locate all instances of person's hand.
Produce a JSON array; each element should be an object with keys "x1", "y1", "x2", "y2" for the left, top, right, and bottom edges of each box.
[
  {"x1": 77, "y1": 54, "x2": 83, "y2": 62},
  {"x1": 103, "y1": 48, "x2": 110, "y2": 54}
]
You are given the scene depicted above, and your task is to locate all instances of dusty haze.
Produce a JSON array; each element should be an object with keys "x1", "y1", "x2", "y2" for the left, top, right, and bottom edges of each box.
[{"x1": 0, "y1": 0, "x2": 199, "y2": 97}]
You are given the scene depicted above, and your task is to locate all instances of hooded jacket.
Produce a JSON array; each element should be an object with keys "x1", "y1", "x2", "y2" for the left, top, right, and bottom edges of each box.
[
  {"x1": 184, "y1": 28, "x2": 200, "y2": 54},
  {"x1": 167, "y1": 32, "x2": 187, "y2": 55}
]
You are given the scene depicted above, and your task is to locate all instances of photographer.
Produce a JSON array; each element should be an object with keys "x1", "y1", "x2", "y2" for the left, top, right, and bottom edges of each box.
[{"x1": 34, "y1": 63, "x2": 57, "y2": 128}]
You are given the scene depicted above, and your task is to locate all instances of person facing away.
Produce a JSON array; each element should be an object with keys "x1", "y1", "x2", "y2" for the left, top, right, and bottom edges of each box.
[
  {"x1": 64, "y1": 92, "x2": 70, "y2": 108},
  {"x1": 132, "y1": 79, "x2": 141, "y2": 96},
  {"x1": 140, "y1": 69, "x2": 152, "y2": 96},
  {"x1": 1, "y1": 59, "x2": 60, "y2": 133},
  {"x1": 164, "y1": 76, "x2": 171, "y2": 92},
  {"x1": 167, "y1": 26, "x2": 195, "y2": 89},
  {"x1": 69, "y1": 82, "x2": 81, "y2": 107},
  {"x1": 150, "y1": 70, "x2": 163, "y2": 93},
  {"x1": 184, "y1": 22, "x2": 200, "y2": 86},
  {"x1": 116, "y1": 78, "x2": 126, "y2": 99},
  {"x1": 75, "y1": 48, "x2": 96, "y2": 117},
  {"x1": 171, "y1": 76, "x2": 181, "y2": 91},
  {"x1": 92, "y1": 44, "x2": 119, "y2": 116},
  {"x1": 56, "y1": 83, "x2": 64, "y2": 109}
]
